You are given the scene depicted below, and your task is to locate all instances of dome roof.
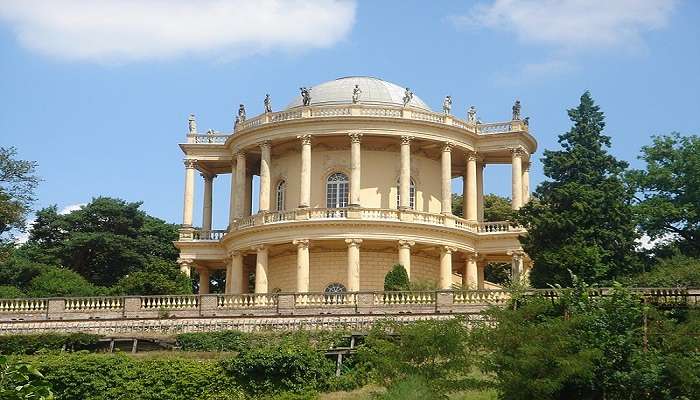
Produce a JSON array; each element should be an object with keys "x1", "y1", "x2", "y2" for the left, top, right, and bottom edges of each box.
[{"x1": 285, "y1": 76, "x2": 431, "y2": 111}]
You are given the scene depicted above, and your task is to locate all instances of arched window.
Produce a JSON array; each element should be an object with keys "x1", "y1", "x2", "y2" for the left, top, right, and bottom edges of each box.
[
  {"x1": 326, "y1": 173, "x2": 349, "y2": 208},
  {"x1": 325, "y1": 282, "x2": 347, "y2": 293},
  {"x1": 276, "y1": 180, "x2": 286, "y2": 211},
  {"x1": 396, "y1": 178, "x2": 416, "y2": 209}
]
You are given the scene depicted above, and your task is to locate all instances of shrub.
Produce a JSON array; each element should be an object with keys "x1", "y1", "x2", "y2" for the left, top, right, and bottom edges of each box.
[
  {"x1": 0, "y1": 355, "x2": 54, "y2": 400},
  {"x1": 220, "y1": 332, "x2": 335, "y2": 395},
  {"x1": 111, "y1": 270, "x2": 191, "y2": 295},
  {"x1": 625, "y1": 255, "x2": 700, "y2": 287},
  {"x1": 0, "y1": 285, "x2": 25, "y2": 298},
  {"x1": 0, "y1": 333, "x2": 100, "y2": 355},
  {"x1": 384, "y1": 264, "x2": 410, "y2": 291},
  {"x1": 26, "y1": 267, "x2": 101, "y2": 297},
  {"x1": 27, "y1": 353, "x2": 241, "y2": 400},
  {"x1": 176, "y1": 330, "x2": 247, "y2": 352}
]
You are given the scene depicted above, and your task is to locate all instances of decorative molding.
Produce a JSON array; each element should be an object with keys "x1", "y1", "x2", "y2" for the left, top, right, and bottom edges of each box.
[
  {"x1": 292, "y1": 239, "x2": 310, "y2": 249},
  {"x1": 345, "y1": 238, "x2": 363, "y2": 247},
  {"x1": 465, "y1": 150, "x2": 478, "y2": 161},
  {"x1": 258, "y1": 140, "x2": 271, "y2": 150},
  {"x1": 398, "y1": 239, "x2": 415, "y2": 249},
  {"x1": 348, "y1": 132, "x2": 363, "y2": 143},
  {"x1": 183, "y1": 159, "x2": 198, "y2": 169},
  {"x1": 400, "y1": 135, "x2": 413, "y2": 145},
  {"x1": 442, "y1": 142, "x2": 453, "y2": 152},
  {"x1": 297, "y1": 134, "x2": 312, "y2": 146}
]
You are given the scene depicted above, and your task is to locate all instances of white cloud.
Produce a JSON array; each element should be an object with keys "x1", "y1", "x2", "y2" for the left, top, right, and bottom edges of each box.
[
  {"x1": 59, "y1": 203, "x2": 87, "y2": 215},
  {"x1": 452, "y1": 0, "x2": 676, "y2": 50},
  {"x1": 0, "y1": 0, "x2": 356, "y2": 63}
]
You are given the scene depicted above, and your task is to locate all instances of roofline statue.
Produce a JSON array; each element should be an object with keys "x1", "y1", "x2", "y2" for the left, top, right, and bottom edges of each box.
[
  {"x1": 402, "y1": 88, "x2": 413, "y2": 107},
  {"x1": 264, "y1": 94, "x2": 272, "y2": 113},
  {"x1": 238, "y1": 104, "x2": 247, "y2": 122},
  {"x1": 300, "y1": 87, "x2": 311, "y2": 107},
  {"x1": 512, "y1": 99, "x2": 521, "y2": 121},
  {"x1": 443, "y1": 95, "x2": 452, "y2": 115},
  {"x1": 352, "y1": 84, "x2": 362, "y2": 104},
  {"x1": 188, "y1": 114, "x2": 197, "y2": 135}
]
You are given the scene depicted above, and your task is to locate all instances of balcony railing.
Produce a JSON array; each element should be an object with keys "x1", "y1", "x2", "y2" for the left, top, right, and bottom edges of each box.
[{"x1": 185, "y1": 104, "x2": 527, "y2": 144}]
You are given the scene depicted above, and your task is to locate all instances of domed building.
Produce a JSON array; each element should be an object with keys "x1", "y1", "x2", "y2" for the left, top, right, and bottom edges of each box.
[{"x1": 176, "y1": 77, "x2": 536, "y2": 296}]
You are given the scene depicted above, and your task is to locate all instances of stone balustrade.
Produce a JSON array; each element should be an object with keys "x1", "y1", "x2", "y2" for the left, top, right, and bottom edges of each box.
[
  {"x1": 1, "y1": 289, "x2": 695, "y2": 327},
  {"x1": 180, "y1": 208, "x2": 523, "y2": 241},
  {"x1": 186, "y1": 104, "x2": 526, "y2": 145}
]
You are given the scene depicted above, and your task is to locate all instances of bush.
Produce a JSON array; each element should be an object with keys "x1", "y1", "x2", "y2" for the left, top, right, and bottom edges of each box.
[
  {"x1": 0, "y1": 285, "x2": 25, "y2": 298},
  {"x1": 27, "y1": 353, "x2": 241, "y2": 400},
  {"x1": 26, "y1": 267, "x2": 102, "y2": 297},
  {"x1": 384, "y1": 264, "x2": 410, "y2": 291},
  {"x1": 0, "y1": 355, "x2": 54, "y2": 400},
  {"x1": 111, "y1": 270, "x2": 191, "y2": 296},
  {"x1": 626, "y1": 255, "x2": 700, "y2": 287},
  {"x1": 0, "y1": 333, "x2": 100, "y2": 355},
  {"x1": 220, "y1": 332, "x2": 335, "y2": 395},
  {"x1": 176, "y1": 330, "x2": 247, "y2": 352}
]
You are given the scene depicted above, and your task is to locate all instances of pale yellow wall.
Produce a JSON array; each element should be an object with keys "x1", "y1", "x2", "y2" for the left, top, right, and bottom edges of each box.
[
  {"x1": 268, "y1": 147, "x2": 442, "y2": 212},
  {"x1": 267, "y1": 249, "x2": 441, "y2": 292}
]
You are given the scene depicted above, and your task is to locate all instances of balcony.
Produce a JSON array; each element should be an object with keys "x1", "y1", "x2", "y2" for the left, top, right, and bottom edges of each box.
[{"x1": 179, "y1": 208, "x2": 523, "y2": 241}]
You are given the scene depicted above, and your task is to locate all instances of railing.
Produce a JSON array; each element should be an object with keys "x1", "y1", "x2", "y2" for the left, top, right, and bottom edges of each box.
[
  {"x1": 140, "y1": 295, "x2": 199, "y2": 310},
  {"x1": 374, "y1": 291, "x2": 437, "y2": 305},
  {"x1": 218, "y1": 294, "x2": 277, "y2": 308},
  {"x1": 360, "y1": 208, "x2": 400, "y2": 220},
  {"x1": 309, "y1": 208, "x2": 347, "y2": 219},
  {"x1": 184, "y1": 105, "x2": 528, "y2": 145},
  {"x1": 453, "y1": 290, "x2": 510, "y2": 305},
  {"x1": 0, "y1": 298, "x2": 47, "y2": 312},
  {"x1": 477, "y1": 221, "x2": 516, "y2": 233},
  {"x1": 295, "y1": 292, "x2": 357, "y2": 307},
  {"x1": 192, "y1": 230, "x2": 227, "y2": 240},
  {"x1": 412, "y1": 211, "x2": 446, "y2": 225},
  {"x1": 264, "y1": 210, "x2": 297, "y2": 223},
  {"x1": 64, "y1": 297, "x2": 124, "y2": 311}
]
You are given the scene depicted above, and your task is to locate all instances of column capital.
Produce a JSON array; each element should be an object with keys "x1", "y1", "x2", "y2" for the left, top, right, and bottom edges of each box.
[
  {"x1": 297, "y1": 134, "x2": 312, "y2": 145},
  {"x1": 398, "y1": 239, "x2": 415, "y2": 249},
  {"x1": 348, "y1": 132, "x2": 363, "y2": 143},
  {"x1": 442, "y1": 245, "x2": 457, "y2": 254},
  {"x1": 507, "y1": 249, "x2": 525, "y2": 260},
  {"x1": 184, "y1": 159, "x2": 198, "y2": 169},
  {"x1": 465, "y1": 252, "x2": 479, "y2": 262},
  {"x1": 442, "y1": 141, "x2": 453, "y2": 152},
  {"x1": 235, "y1": 148, "x2": 247, "y2": 158},
  {"x1": 258, "y1": 140, "x2": 271, "y2": 150},
  {"x1": 510, "y1": 146, "x2": 527, "y2": 157},
  {"x1": 345, "y1": 238, "x2": 363, "y2": 247},
  {"x1": 177, "y1": 258, "x2": 194, "y2": 267},
  {"x1": 251, "y1": 244, "x2": 267, "y2": 252},
  {"x1": 465, "y1": 150, "x2": 478, "y2": 161},
  {"x1": 400, "y1": 135, "x2": 414, "y2": 145},
  {"x1": 200, "y1": 172, "x2": 217, "y2": 181},
  {"x1": 226, "y1": 250, "x2": 242, "y2": 258},
  {"x1": 293, "y1": 239, "x2": 310, "y2": 249}
]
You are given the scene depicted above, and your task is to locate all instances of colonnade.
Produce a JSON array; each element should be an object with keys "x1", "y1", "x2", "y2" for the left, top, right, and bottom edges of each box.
[{"x1": 181, "y1": 135, "x2": 531, "y2": 229}]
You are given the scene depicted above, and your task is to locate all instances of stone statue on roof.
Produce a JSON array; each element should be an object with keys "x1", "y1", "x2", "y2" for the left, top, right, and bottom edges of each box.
[
  {"x1": 512, "y1": 99, "x2": 521, "y2": 121},
  {"x1": 238, "y1": 104, "x2": 246, "y2": 122},
  {"x1": 443, "y1": 96, "x2": 452, "y2": 114},
  {"x1": 467, "y1": 106, "x2": 477, "y2": 123},
  {"x1": 264, "y1": 94, "x2": 272, "y2": 113},
  {"x1": 188, "y1": 114, "x2": 197, "y2": 135},
  {"x1": 300, "y1": 87, "x2": 311, "y2": 106},
  {"x1": 402, "y1": 88, "x2": 413, "y2": 107},
  {"x1": 352, "y1": 85, "x2": 362, "y2": 104}
]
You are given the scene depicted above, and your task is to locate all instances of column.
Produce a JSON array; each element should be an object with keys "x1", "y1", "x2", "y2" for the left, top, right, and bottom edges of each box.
[
  {"x1": 198, "y1": 268, "x2": 210, "y2": 294},
  {"x1": 511, "y1": 148, "x2": 524, "y2": 210},
  {"x1": 439, "y1": 246, "x2": 455, "y2": 290},
  {"x1": 298, "y1": 135, "x2": 312, "y2": 208},
  {"x1": 522, "y1": 161, "x2": 530, "y2": 204},
  {"x1": 463, "y1": 253, "x2": 478, "y2": 289},
  {"x1": 244, "y1": 172, "x2": 252, "y2": 216},
  {"x1": 477, "y1": 163, "x2": 485, "y2": 222},
  {"x1": 254, "y1": 245, "x2": 268, "y2": 293},
  {"x1": 227, "y1": 252, "x2": 244, "y2": 294},
  {"x1": 349, "y1": 133, "x2": 362, "y2": 207},
  {"x1": 228, "y1": 160, "x2": 236, "y2": 225},
  {"x1": 441, "y1": 142, "x2": 452, "y2": 214},
  {"x1": 235, "y1": 151, "x2": 246, "y2": 218},
  {"x1": 177, "y1": 259, "x2": 192, "y2": 277},
  {"x1": 397, "y1": 240, "x2": 414, "y2": 279},
  {"x1": 202, "y1": 173, "x2": 215, "y2": 231},
  {"x1": 345, "y1": 239, "x2": 362, "y2": 291},
  {"x1": 182, "y1": 159, "x2": 197, "y2": 226},
  {"x1": 465, "y1": 152, "x2": 477, "y2": 221},
  {"x1": 258, "y1": 141, "x2": 271, "y2": 212},
  {"x1": 477, "y1": 262, "x2": 485, "y2": 290},
  {"x1": 511, "y1": 252, "x2": 524, "y2": 283},
  {"x1": 399, "y1": 136, "x2": 412, "y2": 209},
  {"x1": 293, "y1": 239, "x2": 310, "y2": 292}
]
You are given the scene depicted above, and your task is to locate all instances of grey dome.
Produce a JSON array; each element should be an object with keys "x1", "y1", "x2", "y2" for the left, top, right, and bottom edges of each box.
[{"x1": 286, "y1": 76, "x2": 431, "y2": 111}]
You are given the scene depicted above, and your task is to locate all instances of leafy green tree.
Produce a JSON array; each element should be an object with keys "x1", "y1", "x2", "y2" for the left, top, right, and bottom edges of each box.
[
  {"x1": 0, "y1": 285, "x2": 25, "y2": 298},
  {"x1": 26, "y1": 268, "x2": 101, "y2": 297},
  {"x1": 453, "y1": 193, "x2": 513, "y2": 221},
  {"x1": 0, "y1": 355, "x2": 54, "y2": 400},
  {"x1": 628, "y1": 133, "x2": 700, "y2": 256},
  {"x1": 518, "y1": 92, "x2": 639, "y2": 287},
  {"x1": 0, "y1": 147, "x2": 39, "y2": 243},
  {"x1": 624, "y1": 255, "x2": 700, "y2": 287},
  {"x1": 25, "y1": 197, "x2": 180, "y2": 286},
  {"x1": 384, "y1": 264, "x2": 410, "y2": 291},
  {"x1": 112, "y1": 270, "x2": 191, "y2": 295}
]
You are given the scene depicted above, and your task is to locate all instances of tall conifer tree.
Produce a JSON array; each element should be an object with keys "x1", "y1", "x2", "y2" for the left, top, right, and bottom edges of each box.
[{"x1": 519, "y1": 92, "x2": 638, "y2": 287}]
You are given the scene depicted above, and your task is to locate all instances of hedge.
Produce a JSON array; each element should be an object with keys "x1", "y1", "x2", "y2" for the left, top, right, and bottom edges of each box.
[{"x1": 0, "y1": 333, "x2": 100, "y2": 355}]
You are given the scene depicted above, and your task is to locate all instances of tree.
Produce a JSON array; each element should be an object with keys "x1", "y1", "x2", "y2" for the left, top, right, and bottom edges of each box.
[
  {"x1": 0, "y1": 147, "x2": 39, "y2": 259},
  {"x1": 628, "y1": 133, "x2": 700, "y2": 256},
  {"x1": 24, "y1": 197, "x2": 181, "y2": 287},
  {"x1": 384, "y1": 264, "x2": 410, "y2": 291},
  {"x1": 27, "y1": 267, "x2": 101, "y2": 297},
  {"x1": 452, "y1": 193, "x2": 513, "y2": 221},
  {"x1": 517, "y1": 92, "x2": 639, "y2": 287}
]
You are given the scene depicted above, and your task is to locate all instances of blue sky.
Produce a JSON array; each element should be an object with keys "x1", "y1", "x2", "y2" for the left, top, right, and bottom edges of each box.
[{"x1": 0, "y1": 0, "x2": 698, "y2": 230}]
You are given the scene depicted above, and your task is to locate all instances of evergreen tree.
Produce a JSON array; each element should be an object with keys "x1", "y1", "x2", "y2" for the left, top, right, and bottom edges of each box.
[{"x1": 518, "y1": 92, "x2": 638, "y2": 287}]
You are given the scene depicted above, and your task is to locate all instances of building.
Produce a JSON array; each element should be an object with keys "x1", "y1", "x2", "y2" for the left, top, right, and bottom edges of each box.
[{"x1": 175, "y1": 77, "x2": 536, "y2": 295}]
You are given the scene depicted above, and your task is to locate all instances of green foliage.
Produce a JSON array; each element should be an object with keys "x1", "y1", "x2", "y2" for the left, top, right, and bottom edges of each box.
[
  {"x1": 484, "y1": 262, "x2": 510, "y2": 285},
  {"x1": 220, "y1": 332, "x2": 335, "y2": 396},
  {"x1": 176, "y1": 330, "x2": 248, "y2": 352},
  {"x1": 0, "y1": 285, "x2": 26, "y2": 298},
  {"x1": 0, "y1": 255, "x2": 51, "y2": 291},
  {"x1": 25, "y1": 353, "x2": 241, "y2": 400},
  {"x1": 624, "y1": 255, "x2": 700, "y2": 287},
  {"x1": 0, "y1": 333, "x2": 100, "y2": 355},
  {"x1": 26, "y1": 267, "x2": 102, "y2": 297},
  {"x1": 628, "y1": 133, "x2": 700, "y2": 256},
  {"x1": 111, "y1": 270, "x2": 191, "y2": 295},
  {"x1": 476, "y1": 284, "x2": 700, "y2": 399},
  {"x1": 356, "y1": 318, "x2": 476, "y2": 395},
  {"x1": 0, "y1": 355, "x2": 54, "y2": 400},
  {"x1": 0, "y1": 147, "x2": 39, "y2": 246},
  {"x1": 518, "y1": 92, "x2": 639, "y2": 287},
  {"x1": 24, "y1": 197, "x2": 180, "y2": 286},
  {"x1": 384, "y1": 264, "x2": 410, "y2": 291},
  {"x1": 377, "y1": 375, "x2": 441, "y2": 400},
  {"x1": 452, "y1": 193, "x2": 513, "y2": 222}
]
